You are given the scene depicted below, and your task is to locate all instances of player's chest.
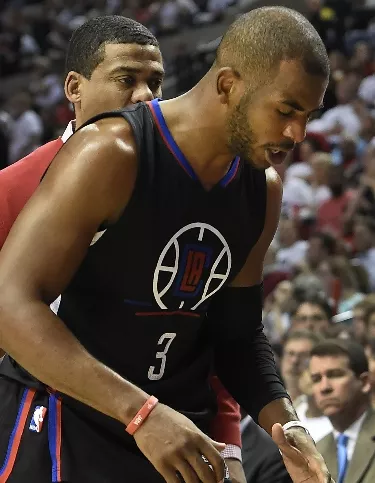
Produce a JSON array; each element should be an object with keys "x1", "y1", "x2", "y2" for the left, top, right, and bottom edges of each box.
[{"x1": 87, "y1": 194, "x2": 258, "y2": 313}]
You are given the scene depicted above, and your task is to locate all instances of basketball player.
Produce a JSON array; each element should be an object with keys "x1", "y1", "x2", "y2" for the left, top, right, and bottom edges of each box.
[
  {"x1": 0, "y1": 16, "x2": 244, "y2": 482},
  {"x1": 0, "y1": 7, "x2": 333, "y2": 483}
]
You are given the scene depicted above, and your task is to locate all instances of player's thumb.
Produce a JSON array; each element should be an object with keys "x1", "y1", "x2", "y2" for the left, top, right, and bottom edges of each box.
[{"x1": 271, "y1": 423, "x2": 288, "y2": 449}]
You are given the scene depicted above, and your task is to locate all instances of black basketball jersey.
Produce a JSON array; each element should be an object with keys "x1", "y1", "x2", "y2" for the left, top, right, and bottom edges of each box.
[{"x1": 2, "y1": 99, "x2": 267, "y2": 447}]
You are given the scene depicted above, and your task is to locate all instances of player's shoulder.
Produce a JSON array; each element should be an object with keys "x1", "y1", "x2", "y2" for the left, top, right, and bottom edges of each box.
[
  {"x1": 64, "y1": 116, "x2": 138, "y2": 171},
  {"x1": 77, "y1": 116, "x2": 135, "y2": 147},
  {"x1": 265, "y1": 167, "x2": 282, "y2": 201}
]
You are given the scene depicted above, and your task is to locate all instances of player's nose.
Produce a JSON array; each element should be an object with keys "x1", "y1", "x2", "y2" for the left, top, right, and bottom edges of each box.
[
  {"x1": 283, "y1": 121, "x2": 307, "y2": 144},
  {"x1": 131, "y1": 84, "x2": 154, "y2": 103}
]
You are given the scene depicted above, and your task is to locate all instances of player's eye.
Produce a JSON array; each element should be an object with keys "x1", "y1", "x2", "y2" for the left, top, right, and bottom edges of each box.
[
  {"x1": 118, "y1": 77, "x2": 136, "y2": 87},
  {"x1": 277, "y1": 109, "x2": 293, "y2": 118},
  {"x1": 149, "y1": 79, "x2": 163, "y2": 91}
]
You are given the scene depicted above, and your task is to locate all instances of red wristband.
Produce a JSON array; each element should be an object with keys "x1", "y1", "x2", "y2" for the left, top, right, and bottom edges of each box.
[{"x1": 126, "y1": 396, "x2": 159, "y2": 435}]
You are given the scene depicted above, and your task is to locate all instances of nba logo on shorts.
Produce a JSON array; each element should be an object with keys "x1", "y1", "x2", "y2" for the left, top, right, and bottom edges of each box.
[{"x1": 29, "y1": 406, "x2": 47, "y2": 433}]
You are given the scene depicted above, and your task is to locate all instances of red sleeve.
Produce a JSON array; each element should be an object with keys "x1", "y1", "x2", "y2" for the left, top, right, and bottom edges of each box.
[
  {"x1": 209, "y1": 375, "x2": 242, "y2": 447},
  {"x1": 0, "y1": 139, "x2": 63, "y2": 249}
]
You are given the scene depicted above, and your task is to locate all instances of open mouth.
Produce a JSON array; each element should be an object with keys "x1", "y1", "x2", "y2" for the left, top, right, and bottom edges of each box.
[{"x1": 265, "y1": 148, "x2": 289, "y2": 166}]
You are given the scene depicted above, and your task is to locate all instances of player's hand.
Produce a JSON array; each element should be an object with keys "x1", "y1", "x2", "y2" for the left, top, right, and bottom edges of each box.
[
  {"x1": 225, "y1": 458, "x2": 246, "y2": 483},
  {"x1": 272, "y1": 424, "x2": 334, "y2": 483},
  {"x1": 134, "y1": 402, "x2": 226, "y2": 483}
]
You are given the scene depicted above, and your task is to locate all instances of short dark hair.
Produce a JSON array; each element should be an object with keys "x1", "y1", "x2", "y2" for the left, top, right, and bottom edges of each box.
[
  {"x1": 311, "y1": 339, "x2": 368, "y2": 377},
  {"x1": 291, "y1": 292, "x2": 333, "y2": 320},
  {"x1": 65, "y1": 15, "x2": 159, "y2": 78},
  {"x1": 284, "y1": 329, "x2": 322, "y2": 347},
  {"x1": 310, "y1": 231, "x2": 337, "y2": 256},
  {"x1": 216, "y1": 7, "x2": 329, "y2": 84}
]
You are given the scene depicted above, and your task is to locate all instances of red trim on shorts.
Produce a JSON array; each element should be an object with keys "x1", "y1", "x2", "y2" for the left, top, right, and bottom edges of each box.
[{"x1": 0, "y1": 388, "x2": 36, "y2": 482}]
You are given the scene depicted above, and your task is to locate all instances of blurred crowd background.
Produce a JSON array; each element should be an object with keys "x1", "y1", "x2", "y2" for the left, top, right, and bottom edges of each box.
[{"x1": 4, "y1": 0, "x2": 375, "y2": 480}]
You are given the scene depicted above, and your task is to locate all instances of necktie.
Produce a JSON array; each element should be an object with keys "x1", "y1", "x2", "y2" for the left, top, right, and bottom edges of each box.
[{"x1": 337, "y1": 433, "x2": 349, "y2": 483}]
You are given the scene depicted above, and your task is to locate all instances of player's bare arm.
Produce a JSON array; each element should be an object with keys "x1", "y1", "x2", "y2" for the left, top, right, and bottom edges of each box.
[
  {"x1": 0, "y1": 118, "x2": 143, "y2": 416},
  {"x1": 0, "y1": 119, "x2": 225, "y2": 483},
  {"x1": 216, "y1": 168, "x2": 332, "y2": 482}
]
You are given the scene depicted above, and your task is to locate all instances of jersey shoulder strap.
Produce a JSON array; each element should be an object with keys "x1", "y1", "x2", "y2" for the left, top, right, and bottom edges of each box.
[
  {"x1": 78, "y1": 103, "x2": 156, "y2": 185},
  {"x1": 41, "y1": 103, "x2": 156, "y2": 184}
]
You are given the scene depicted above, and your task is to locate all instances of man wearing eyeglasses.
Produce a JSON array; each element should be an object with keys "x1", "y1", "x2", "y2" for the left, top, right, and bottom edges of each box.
[{"x1": 292, "y1": 293, "x2": 333, "y2": 335}]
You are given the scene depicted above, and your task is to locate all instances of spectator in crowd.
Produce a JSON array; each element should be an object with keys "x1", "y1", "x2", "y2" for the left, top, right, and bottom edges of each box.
[
  {"x1": 316, "y1": 256, "x2": 365, "y2": 314},
  {"x1": 285, "y1": 135, "x2": 325, "y2": 181},
  {"x1": 307, "y1": 71, "x2": 363, "y2": 143},
  {"x1": 352, "y1": 296, "x2": 375, "y2": 344},
  {"x1": 316, "y1": 165, "x2": 353, "y2": 237},
  {"x1": 346, "y1": 143, "x2": 375, "y2": 221},
  {"x1": 291, "y1": 293, "x2": 333, "y2": 335},
  {"x1": 5, "y1": 91, "x2": 43, "y2": 163},
  {"x1": 364, "y1": 304, "x2": 375, "y2": 340},
  {"x1": 311, "y1": 339, "x2": 375, "y2": 483},
  {"x1": 365, "y1": 337, "x2": 375, "y2": 408},
  {"x1": 305, "y1": 231, "x2": 337, "y2": 272},
  {"x1": 309, "y1": 152, "x2": 333, "y2": 208},
  {"x1": 263, "y1": 280, "x2": 293, "y2": 344},
  {"x1": 275, "y1": 217, "x2": 308, "y2": 270},
  {"x1": 280, "y1": 330, "x2": 320, "y2": 402},
  {"x1": 353, "y1": 217, "x2": 375, "y2": 290},
  {"x1": 295, "y1": 366, "x2": 333, "y2": 443}
]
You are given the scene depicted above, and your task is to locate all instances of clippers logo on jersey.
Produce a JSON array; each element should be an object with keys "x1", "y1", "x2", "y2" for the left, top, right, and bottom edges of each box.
[
  {"x1": 29, "y1": 405, "x2": 47, "y2": 433},
  {"x1": 153, "y1": 223, "x2": 231, "y2": 311},
  {"x1": 177, "y1": 245, "x2": 211, "y2": 296}
]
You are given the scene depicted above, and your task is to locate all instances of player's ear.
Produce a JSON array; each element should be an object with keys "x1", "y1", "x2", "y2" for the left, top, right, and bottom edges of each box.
[
  {"x1": 216, "y1": 67, "x2": 241, "y2": 105},
  {"x1": 64, "y1": 71, "x2": 82, "y2": 105}
]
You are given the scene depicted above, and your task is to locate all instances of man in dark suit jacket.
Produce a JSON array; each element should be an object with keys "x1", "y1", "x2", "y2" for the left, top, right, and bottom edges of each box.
[{"x1": 241, "y1": 416, "x2": 292, "y2": 483}]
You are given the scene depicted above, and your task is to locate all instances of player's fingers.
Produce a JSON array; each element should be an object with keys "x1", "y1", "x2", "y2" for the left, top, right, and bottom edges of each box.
[
  {"x1": 211, "y1": 440, "x2": 226, "y2": 452},
  {"x1": 186, "y1": 453, "x2": 217, "y2": 483},
  {"x1": 200, "y1": 439, "x2": 225, "y2": 483},
  {"x1": 272, "y1": 423, "x2": 305, "y2": 463},
  {"x1": 272, "y1": 423, "x2": 289, "y2": 448},
  {"x1": 175, "y1": 460, "x2": 200, "y2": 483},
  {"x1": 161, "y1": 466, "x2": 184, "y2": 483},
  {"x1": 188, "y1": 449, "x2": 224, "y2": 483}
]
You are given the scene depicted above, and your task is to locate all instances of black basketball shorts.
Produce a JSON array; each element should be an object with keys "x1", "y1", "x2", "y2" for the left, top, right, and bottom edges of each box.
[{"x1": 0, "y1": 377, "x2": 166, "y2": 483}]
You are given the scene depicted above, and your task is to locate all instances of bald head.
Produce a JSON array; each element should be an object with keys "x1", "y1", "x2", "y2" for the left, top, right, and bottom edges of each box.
[{"x1": 216, "y1": 7, "x2": 329, "y2": 85}]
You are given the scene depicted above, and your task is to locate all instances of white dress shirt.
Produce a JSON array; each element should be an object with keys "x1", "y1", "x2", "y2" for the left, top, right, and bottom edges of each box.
[
  {"x1": 61, "y1": 121, "x2": 74, "y2": 143},
  {"x1": 295, "y1": 396, "x2": 333, "y2": 443}
]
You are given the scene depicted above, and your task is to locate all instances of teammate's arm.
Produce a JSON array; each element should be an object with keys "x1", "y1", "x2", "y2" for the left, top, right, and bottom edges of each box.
[{"x1": 0, "y1": 119, "x2": 225, "y2": 483}]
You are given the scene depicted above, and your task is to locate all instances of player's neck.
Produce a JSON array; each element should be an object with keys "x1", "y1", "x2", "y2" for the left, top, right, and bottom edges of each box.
[{"x1": 159, "y1": 86, "x2": 235, "y2": 188}]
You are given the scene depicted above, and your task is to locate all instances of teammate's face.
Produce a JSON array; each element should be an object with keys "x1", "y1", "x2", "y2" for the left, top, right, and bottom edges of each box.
[
  {"x1": 65, "y1": 43, "x2": 164, "y2": 127},
  {"x1": 226, "y1": 60, "x2": 327, "y2": 169}
]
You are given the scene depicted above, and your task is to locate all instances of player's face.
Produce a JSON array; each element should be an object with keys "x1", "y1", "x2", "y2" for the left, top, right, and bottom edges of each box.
[
  {"x1": 66, "y1": 43, "x2": 164, "y2": 125},
  {"x1": 226, "y1": 60, "x2": 328, "y2": 169}
]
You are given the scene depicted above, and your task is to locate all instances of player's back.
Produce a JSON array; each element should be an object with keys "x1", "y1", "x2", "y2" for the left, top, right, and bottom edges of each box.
[
  {"x1": 1, "y1": 99, "x2": 268, "y2": 448},
  {"x1": 0, "y1": 139, "x2": 63, "y2": 248}
]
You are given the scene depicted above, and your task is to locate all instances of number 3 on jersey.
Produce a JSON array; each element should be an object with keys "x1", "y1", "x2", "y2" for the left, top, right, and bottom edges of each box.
[{"x1": 148, "y1": 333, "x2": 176, "y2": 381}]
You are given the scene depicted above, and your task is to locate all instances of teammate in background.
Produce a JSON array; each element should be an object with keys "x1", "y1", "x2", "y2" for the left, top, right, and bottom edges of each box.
[{"x1": 0, "y1": 7, "x2": 333, "y2": 483}]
